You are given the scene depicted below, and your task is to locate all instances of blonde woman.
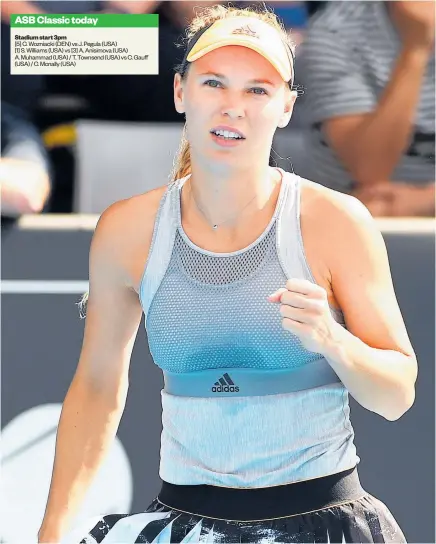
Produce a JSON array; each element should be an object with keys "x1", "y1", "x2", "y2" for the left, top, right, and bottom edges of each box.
[{"x1": 38, "y1": 5, "x2": 416, "y2": 543}]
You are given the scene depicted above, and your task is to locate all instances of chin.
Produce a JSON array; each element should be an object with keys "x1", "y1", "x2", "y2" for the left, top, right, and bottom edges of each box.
[{"x1": 210, "y1": 151, "x2": 249, "y2": 169}]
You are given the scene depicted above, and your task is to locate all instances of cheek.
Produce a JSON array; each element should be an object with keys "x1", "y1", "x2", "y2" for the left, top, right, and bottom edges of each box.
[
  {"x1": 185, "y1": 90, "x2": 212, "y2": 120},
  {"x1": 252, "y1": 102, "x2": 282, "y2": 131}
]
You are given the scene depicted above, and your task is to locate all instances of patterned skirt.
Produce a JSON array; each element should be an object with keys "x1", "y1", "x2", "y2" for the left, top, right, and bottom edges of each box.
[{"x1": 64, "y1": 468, "x2": 406, "y2": 543}]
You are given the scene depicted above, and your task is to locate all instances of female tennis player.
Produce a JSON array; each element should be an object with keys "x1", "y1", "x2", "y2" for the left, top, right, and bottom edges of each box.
[{"x1": 38, "y1": 4, "x2": 417, "y2": 543}]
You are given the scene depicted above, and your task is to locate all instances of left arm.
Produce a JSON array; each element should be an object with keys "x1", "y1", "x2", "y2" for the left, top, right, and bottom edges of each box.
[
  {"x1": 324, "y1": 200, "x2": 418, "y2": 420},
  {"x1": 321, "y1": 197, "x2": 417, "y2": 420},
  {"x1": 269, "y1": 195, "x2": 418, "y2": 421}
]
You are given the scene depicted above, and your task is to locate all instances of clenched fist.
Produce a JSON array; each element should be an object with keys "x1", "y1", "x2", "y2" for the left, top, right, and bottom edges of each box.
[{"x1": 268, "y1": 278, "x2": 339, "y2": 355}]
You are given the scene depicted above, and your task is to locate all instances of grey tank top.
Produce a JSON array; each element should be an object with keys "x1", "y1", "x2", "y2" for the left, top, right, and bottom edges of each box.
[{"x1": 139, "y1": 170, "x2": 359, "y2": 487}]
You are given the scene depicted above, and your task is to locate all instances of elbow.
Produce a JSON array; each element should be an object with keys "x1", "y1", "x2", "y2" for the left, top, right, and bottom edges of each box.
[
  {"x1": 69, "y1": 372, "x2": 129, "y2": 412},
  {"x1": 383, "y1": 354, "x2": 417, "y2": 421},
  {"x1": 383, "y1": 404, "x2": 413, "y2": 422},
  {"x1": 383, "y1": 384, "x2": 416, "y2": 422}
]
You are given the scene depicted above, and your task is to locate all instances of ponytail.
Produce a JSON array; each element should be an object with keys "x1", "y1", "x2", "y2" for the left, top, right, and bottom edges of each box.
[{"x1": 170, "y1": 123, "x2": 191, "y2": 185}]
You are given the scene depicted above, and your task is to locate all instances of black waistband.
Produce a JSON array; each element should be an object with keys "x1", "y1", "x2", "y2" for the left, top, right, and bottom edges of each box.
[{"x1": 157, "y1": 467, "x2": 366, "y2": 522}]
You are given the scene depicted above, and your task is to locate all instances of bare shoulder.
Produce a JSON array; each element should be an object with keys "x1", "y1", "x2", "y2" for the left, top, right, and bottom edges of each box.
[
  {"x1": 95, "y1": 185, "x2": 168, "y2": 241},
  {"x1": 300, "y1": 178, "x2": 373, "y2": 226},
  {"x1": 299, "y1": 178, "x2": 384, "y2": 308},
  {"x1": 91, "y1": 185, "x2": 168, "y2": 291},
  {"x1": 299, "y1": 178, "x2": 381, "y2": 253}
]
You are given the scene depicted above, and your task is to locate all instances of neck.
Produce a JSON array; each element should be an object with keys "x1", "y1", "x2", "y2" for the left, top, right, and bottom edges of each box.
[{"x1": 183, "y1": 160, "x2": 281, "y2": 232}]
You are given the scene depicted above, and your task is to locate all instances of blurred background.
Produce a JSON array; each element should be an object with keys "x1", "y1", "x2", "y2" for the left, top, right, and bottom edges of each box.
[{"x1": 1, "y1": 1, "x2": 435, "y2": 543}]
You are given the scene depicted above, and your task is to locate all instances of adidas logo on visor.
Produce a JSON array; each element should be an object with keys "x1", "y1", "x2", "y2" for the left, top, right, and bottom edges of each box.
[
  {"x1": 231, "y1": 25, "x2": 259, "y2": 38},
  {"x1": 212, "y1": 373, "x2": 240, "y2": 393}
]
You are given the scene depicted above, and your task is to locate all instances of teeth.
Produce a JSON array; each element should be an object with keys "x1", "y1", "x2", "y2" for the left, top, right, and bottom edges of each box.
[{"x1": 213, "y1": 129, "x2": 242, "y2": 139}]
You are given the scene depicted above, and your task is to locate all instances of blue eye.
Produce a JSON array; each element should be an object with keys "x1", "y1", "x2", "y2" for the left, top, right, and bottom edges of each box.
[
  {"x1": 204, "y1": 79, "x2": 222, "y2": 88},
  {"x1": 250, "y1": 87, "x2": 268, "y2": 95}
]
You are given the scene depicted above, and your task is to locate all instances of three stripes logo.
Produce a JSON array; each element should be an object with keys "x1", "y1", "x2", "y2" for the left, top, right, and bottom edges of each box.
[{"x1": 212, "y1": 373, "x2": 240, "y2": 393}]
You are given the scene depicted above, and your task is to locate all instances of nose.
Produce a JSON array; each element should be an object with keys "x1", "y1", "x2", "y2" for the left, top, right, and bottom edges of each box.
[
  {"x1": 221, "y1": 106, "x2": 244, "y2": 120},
  {"x1": 221, "y1": 92, "x2": 245, "y2": 119}
]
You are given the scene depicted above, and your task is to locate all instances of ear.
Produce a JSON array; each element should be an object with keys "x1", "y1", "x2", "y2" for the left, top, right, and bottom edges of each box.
[
  {"x1": 174, "y1": 72, "x2": 185, "y2": 114},
  {"x1": 278, "y1": 89, "x2": 298, "y2": 129}
]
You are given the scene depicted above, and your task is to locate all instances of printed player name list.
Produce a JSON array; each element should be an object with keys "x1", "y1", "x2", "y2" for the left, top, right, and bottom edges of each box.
[{"x1": 10, "y1": 13, "x2": 158, "y2": 75}]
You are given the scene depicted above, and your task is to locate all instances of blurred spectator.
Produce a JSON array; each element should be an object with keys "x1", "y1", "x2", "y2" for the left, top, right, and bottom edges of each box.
[
  {"x1": 298, "y1": 1, "x2": 435, "y2": 217},
  {"x1": 1, "y1": 102, "x2": 51, "y2": 218},
  {"x1": 1, "y1": 2, "x2": 103, "y2": 217}
]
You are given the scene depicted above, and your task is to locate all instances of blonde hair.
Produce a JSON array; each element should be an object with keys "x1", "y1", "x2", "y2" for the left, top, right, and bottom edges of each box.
[{"x1": 169, "y1": 3, "x2": 295, "y2": 185}]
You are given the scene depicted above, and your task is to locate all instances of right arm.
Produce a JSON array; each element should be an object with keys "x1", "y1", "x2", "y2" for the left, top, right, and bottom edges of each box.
[
  {"x1": 38, "y1": 201, "x2": 145, "y2": 543},
  {"x1": 299, "y1": 3, "x2": 434, "y2": 186},
  {"x1": 1, "y1": 105, "x2": 51, "y2": 216}
]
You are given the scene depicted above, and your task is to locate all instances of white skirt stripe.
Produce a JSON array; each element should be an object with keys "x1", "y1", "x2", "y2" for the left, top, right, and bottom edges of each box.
[
  {"x1": 203, "y1": 524, "x2": 216, "y2": 543},
  {"x1": 150, "y1": 516, "x2": 178, "y2": 543},
  {"x1": 99, "y1": 512, "x2": 174, "y2": 544},
  {"x1": 179, "y1": 520, "x2": 205, "y2": 543}
]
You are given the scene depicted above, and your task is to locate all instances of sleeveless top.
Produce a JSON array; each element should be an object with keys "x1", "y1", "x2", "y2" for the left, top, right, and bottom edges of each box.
[{"x1": 139, "y1": 170, "x2": 359, "y2": 488}]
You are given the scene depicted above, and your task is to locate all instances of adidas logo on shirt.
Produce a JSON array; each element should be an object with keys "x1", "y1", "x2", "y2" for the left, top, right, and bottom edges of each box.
[{"x1": 211, "y1": 373, "x2": 240, "y2": 393}]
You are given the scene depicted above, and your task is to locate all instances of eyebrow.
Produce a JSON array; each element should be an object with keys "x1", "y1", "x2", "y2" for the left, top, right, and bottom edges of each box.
[{"x1": 198, "y1": 72, "x2": 275, "y2": 86}]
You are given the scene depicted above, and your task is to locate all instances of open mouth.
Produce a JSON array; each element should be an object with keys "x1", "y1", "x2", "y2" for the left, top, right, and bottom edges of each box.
[{"x1": 210, "y1": 129, "x2": 245, "y2": 141}]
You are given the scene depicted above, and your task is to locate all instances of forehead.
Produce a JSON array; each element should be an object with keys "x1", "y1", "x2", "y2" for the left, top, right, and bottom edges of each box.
[{"x1": 191, "y1": 45, "x2": 283, "y2": 82}]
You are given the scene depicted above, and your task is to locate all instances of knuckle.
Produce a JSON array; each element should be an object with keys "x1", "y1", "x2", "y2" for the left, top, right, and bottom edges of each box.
[
  {"x1": 281, "y1": 291, "x2": 292, "y2": 304},
  {"x1": 297, "y1": 294, "x2": 306, "y2": 305},
  {"x1": 312, "y1": 301, "x2": 324, "y2": 315}
]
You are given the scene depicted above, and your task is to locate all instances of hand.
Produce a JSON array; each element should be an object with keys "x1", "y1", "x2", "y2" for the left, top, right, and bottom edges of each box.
[
  {"x1": 0, "y1": 158, "x2": 50, "y2": 216},
  {"x1": 389, "y1": 1, "x2": 435, "y2": 51},
  {"x1": 268, "y1": 279, "x2": 337, "y2": 355},
  {"x1": 354, "y1": 182, "x2": 435, "y2": 217}
]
